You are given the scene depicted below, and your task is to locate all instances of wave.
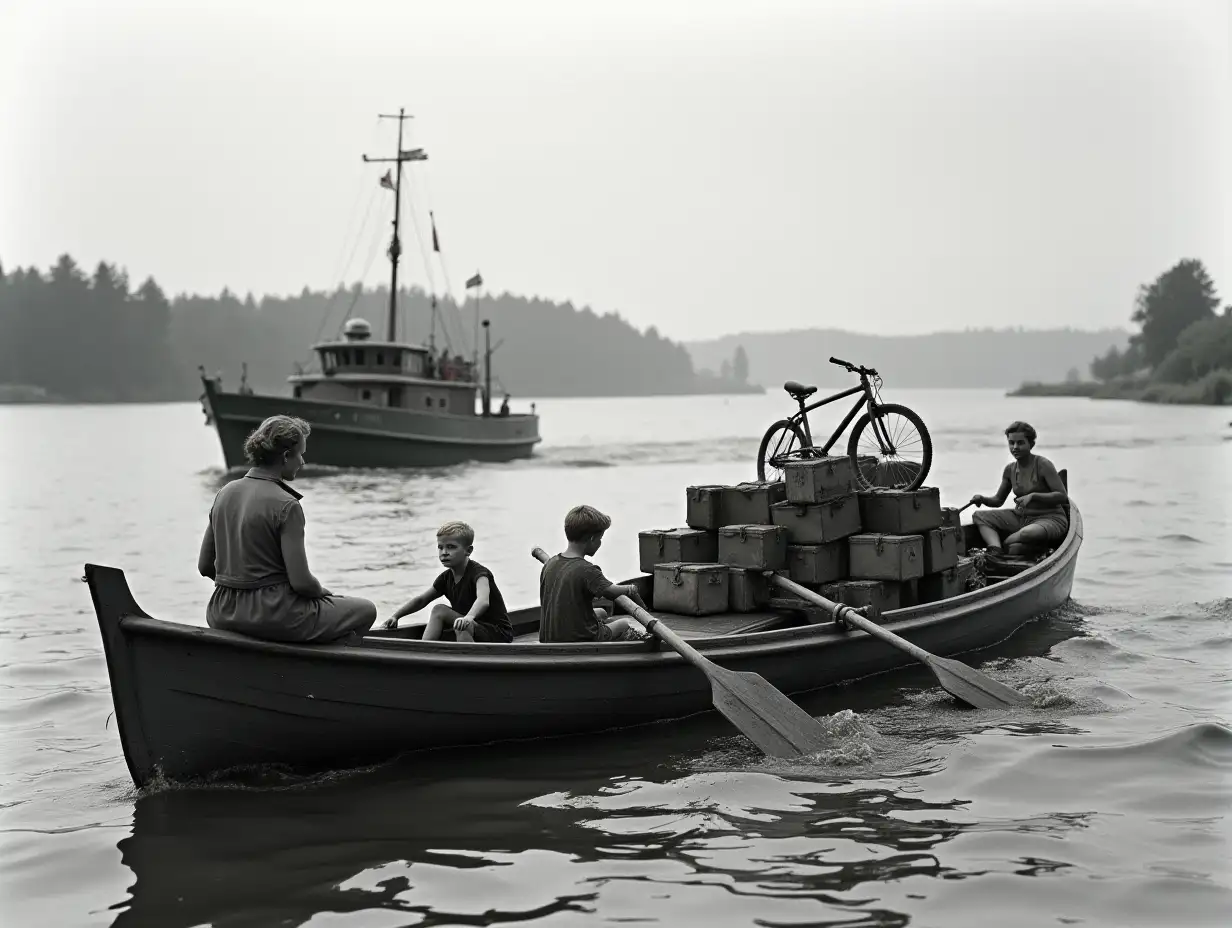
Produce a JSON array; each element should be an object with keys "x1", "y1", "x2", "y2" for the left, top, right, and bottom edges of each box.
[{"x1": 1056, "y1": 722, "x2": 1232, "y2": 770}]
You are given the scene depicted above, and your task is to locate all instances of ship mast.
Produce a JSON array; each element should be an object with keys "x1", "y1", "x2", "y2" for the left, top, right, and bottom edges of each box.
[{"x1": 362, "y1": 108, "x2": 427, "y2": 342}]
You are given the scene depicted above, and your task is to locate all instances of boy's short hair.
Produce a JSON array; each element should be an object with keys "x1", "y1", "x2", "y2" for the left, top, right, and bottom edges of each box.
[
  {"x1": 436, "y1": 520, "x2": 475, "y2": 546},
  {"x1": 1005, "y1": 421, "x2": 1037, "y2": 445},
  {"x1": 564, "y1": 504, "x2": 612, "y2": 542}
]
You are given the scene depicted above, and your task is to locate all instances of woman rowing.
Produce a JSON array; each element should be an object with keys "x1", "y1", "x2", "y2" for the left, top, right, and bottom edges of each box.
[
  {"x1": 970, "y1": 420, "x2": 1069, "y2": 556},
  {"x1": 197, "y1": 415, "x2": 377, "y2": 643}
]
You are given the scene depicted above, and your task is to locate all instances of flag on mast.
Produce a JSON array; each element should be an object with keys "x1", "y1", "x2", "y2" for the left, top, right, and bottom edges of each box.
[
  {"x1": 430, "y1": 211, "x2": 441, "y2": 253},
  {"x1": 379, "y1": 170, "x2": 394, "y2": 190},
  {"x1": 465, "y1": 272, "x2": 483, "y2": 289}
]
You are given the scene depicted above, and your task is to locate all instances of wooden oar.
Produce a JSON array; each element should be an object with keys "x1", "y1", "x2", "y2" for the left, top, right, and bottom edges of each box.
[
  {"x1": 768, "y1": 574, "x2": 1032, "y2": 709},
  {"x1": 531, "y1": 547, "x2": 830, "y2": 758}
]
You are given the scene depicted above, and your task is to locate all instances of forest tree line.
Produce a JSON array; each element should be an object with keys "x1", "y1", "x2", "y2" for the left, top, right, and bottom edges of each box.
[
  {"x1": 1013, "y1": 258, "x2": 1232, "y2": 405},
  {"x1": 0, "y1": 254, "x2": 758, "y2": 402},
  {"x1": 1081, "y1": 258, "x2": 1230, "y2": 404}
]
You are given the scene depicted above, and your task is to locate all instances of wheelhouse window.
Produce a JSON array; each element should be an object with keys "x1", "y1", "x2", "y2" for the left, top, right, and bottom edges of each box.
[{"x1": 355, "y1": 349, "x2": 366, "y2": 365}]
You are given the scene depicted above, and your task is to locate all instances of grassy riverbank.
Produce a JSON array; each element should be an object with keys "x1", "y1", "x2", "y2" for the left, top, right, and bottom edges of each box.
[{"x1": 1009, "y1": 369, "x2": 1232, "y2": 405}]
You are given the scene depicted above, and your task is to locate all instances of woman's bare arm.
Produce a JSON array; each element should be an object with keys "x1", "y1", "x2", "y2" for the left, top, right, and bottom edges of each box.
[
  {"x1": 197, "y1": 521, "x2": 216, "y2": 579},
  {"x1": 279, "y1": 504, "x2": 328, "y2": 598},
  {"x1": 1024, "y1": 457, "x2": 1069, "y2": 507},
  {"x1": 973, "y1": 467, "x2": 1013, "y2": 507}
]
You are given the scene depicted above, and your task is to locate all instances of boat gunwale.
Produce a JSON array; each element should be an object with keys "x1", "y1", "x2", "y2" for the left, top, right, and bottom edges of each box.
[
  {"x1": 101, "y1": 503, "x2": 1082, "y2": 672},
  {"x1": 201, "y1": 375, "x2": 541, "y2": 431},
  {"x1": 205, "y1": 411, "x2": 543, "y2": 447}
]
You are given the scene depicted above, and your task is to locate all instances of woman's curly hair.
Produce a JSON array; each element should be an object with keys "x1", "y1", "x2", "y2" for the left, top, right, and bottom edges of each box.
[
  {"x1": 1004, "y1": 420, "x2": 1037, "y2": 445},
  {"x1": 243, "y1": 415, "x2": 311, "y2": 466}
]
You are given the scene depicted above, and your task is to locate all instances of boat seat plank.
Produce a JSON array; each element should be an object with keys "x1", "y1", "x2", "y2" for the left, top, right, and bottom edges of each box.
[{"x1": 512, "y1": 610, "x2": 793, "y2": 643}]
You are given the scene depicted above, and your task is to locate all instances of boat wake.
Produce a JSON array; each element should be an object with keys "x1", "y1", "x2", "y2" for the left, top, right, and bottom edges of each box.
[
  {"x1": 131, "y1": 756, "x2": 393, "y2": 797},
  {"x1": 518, "y1": 437, "x2": 758, "y2": 471}
]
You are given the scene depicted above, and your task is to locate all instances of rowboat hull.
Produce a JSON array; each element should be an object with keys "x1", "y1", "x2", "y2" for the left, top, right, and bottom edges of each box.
[{"x1": 88, "y1": 506, "x2": 1082, "y2": 788}]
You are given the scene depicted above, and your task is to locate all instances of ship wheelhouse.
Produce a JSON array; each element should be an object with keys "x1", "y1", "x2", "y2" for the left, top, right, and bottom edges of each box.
[{"x1": 288, "y1": 318, "x2": 479, "y2": 415}]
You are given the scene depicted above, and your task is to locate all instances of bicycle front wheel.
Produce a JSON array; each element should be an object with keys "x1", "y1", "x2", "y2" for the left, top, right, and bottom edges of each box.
[
  {"x1": 757, "y1": 419, "x2": 807, "y2": 482},
  {"x1": 847, "y1": 402, "x2": 932, "y2": 490}
]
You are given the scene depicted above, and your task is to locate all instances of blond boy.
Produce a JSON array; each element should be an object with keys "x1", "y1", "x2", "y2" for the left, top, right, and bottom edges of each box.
[{"x1": 384, "y1": 521, "x2": 513, "y2": 643}]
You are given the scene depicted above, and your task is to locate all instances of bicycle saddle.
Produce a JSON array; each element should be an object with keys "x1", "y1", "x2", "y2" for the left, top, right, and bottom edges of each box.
[{"x1": 783, "y1": 380, "x2": 817, "y2": 399}]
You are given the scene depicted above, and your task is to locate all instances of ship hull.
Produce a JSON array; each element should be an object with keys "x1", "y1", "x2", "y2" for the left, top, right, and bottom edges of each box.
[{"x1": 201, "y1": 378, "x2": 540, "y2": 469}]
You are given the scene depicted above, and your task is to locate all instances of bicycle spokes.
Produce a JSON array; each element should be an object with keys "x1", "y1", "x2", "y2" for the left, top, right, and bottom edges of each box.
[
  {"x1": 855, "y1": 409, "x2": 927, "y2": 489},
  {"x1": 765, "y1": 426, "x2": 801, "y2": 481}
]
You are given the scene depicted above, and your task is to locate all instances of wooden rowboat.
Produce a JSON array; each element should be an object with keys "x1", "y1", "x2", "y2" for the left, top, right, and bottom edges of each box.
[{"x1": 87, "y1": 508, "x2": 1082, "y2": 788}]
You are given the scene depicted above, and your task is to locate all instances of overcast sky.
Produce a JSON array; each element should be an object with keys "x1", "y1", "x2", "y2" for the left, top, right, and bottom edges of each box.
[{"x1": 2, "y1": 0, "x2": 1228, "y2": 341}]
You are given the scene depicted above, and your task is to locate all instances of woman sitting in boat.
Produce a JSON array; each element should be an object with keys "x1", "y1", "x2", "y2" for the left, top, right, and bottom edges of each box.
[
  {"x1": 969, "y1": 420, "x2": 1069, "y2": 556},
  {"x1": 197, "y1": 415, "x2": 378, "y2": 643}
]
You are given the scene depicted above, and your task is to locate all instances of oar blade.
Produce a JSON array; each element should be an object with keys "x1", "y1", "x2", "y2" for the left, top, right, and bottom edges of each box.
[
  {"x1": 928, "y1": 655, "x2": 1033, "y2": 709},
  {"x1": 709, "y1": 667, "x2": 831, "y2": 758}
]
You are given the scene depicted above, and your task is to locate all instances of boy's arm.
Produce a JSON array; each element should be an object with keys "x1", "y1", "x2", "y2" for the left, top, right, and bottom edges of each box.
[
  {"x1": 453, "y1": 577, "x2": 492, "y2": 632},
  {"x1": 580, "y1": 561, "x2": 648, "y2": 610},
  {"x1": 606, "y1": 582, "x2": 648, "y2": 610},
  {"x1": 384, "y1": 586, "x2": 442, "y2": 627}
]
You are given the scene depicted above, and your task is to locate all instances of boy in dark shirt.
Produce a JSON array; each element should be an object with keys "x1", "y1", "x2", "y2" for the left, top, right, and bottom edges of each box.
[
  {"x1": 539, "y1": 504, "x2": 648, "y2": 643},
  {"x1": 383, "y1": 521, "x2": 513, "y2": 642}
]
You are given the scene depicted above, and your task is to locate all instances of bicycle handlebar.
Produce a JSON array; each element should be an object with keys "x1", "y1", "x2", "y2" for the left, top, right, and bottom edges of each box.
[{"x1": 829, "y1": 357, "x2": 877, "y2": 377}]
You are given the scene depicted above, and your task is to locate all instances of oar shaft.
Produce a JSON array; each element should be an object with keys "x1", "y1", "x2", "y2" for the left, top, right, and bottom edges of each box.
[
  {"x1": 612, "y1": 594, "x2": 712, "y2": 671},
  {"x1": 768, "y1": 574, "x2": 932, "y2": 662}
]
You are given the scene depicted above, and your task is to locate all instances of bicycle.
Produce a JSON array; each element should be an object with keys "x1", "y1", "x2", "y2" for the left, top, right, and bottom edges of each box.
[{"x1": 756, "y1": 356, "x2": 932, "y2": 491}]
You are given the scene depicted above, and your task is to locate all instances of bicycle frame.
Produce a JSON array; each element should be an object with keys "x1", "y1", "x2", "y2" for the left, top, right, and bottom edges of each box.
[{"x1": 792, "y1": 375, "x2": 893, "y2": 455}]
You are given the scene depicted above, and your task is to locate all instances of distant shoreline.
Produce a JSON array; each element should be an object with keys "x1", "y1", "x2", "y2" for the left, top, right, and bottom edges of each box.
[
  {"x1": 0, "y1": 382, "x2": 766, "y2": 406},
  {"x1": 1008, "y1": 379, "x2": 1231, "y2": 406}
]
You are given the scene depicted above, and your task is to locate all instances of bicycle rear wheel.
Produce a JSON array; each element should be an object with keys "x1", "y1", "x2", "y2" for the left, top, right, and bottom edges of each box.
[
  {"x1": 757, "y1": 419, "x2": 811, "y2": 482},
  {"x1": 847, "y1": 402, "x2": 932, "y2": 490}
]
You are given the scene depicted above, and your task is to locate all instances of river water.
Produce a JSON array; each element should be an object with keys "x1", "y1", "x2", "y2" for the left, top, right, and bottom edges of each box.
[{"x1": 1, "y1": 390, "x2": 1230, "y2": 927}]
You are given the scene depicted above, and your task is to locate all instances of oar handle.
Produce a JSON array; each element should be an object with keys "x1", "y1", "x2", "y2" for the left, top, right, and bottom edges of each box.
[
  {"x1": 767, "y1": 573, "x2": 932, "y2": 662},
  {"x1": 957, "y1": 501, "x2": 976, "y2": 513},
  {"x1": 529, "y1": 547, "x2": 702, "y2": 667}
]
